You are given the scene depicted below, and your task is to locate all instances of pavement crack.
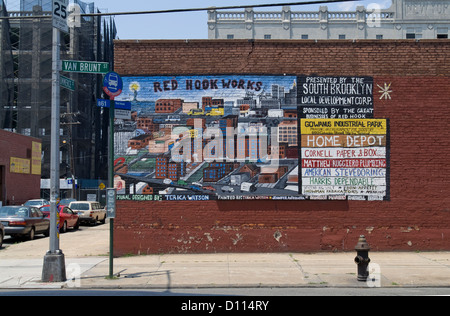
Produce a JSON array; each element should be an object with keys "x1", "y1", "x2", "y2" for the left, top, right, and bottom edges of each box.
[{"x1": 288, "y1": 254, "x2": 324, "y2": 284}]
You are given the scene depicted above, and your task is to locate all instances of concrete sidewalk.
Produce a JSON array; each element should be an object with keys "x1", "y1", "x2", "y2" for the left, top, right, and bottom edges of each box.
[{"x1": 1, "y1": 251, "x2": 450, "y2": 289}]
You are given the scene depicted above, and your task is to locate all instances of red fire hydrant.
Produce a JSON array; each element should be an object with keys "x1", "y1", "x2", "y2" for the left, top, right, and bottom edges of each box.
[{"x1": 354, "y1": 235, "x2": 371, "y2": 281}]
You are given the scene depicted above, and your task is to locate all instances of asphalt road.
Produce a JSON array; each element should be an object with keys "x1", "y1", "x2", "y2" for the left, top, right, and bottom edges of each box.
[{"x1": 0, "y1": 219, "x2": 109, "y2": 259}]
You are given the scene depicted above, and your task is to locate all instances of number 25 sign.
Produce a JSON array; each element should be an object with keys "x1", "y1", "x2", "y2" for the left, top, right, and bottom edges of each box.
[{"x1": 52, "y1": 0, "x2": 69, "y2": 33}]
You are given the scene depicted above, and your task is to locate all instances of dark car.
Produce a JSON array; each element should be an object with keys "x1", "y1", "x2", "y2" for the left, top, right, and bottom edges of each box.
[
  {"x1": 0, "y1": 206, "x2": 50, "y2": 240},
  {"x1": 0, "y1": 222, "x2": 4, "y2": 248}
]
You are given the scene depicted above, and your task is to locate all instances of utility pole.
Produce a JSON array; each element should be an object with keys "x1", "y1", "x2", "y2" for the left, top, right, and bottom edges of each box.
[
  {"x1": 42, "y1": 26, "x2": 66, "y2": 283},
  {"x1": 61, "y1": 106, "x2": 80, "y2": 199},
  {"x1": 42, "y1": 0, "x2": 69, "y2": 283}
]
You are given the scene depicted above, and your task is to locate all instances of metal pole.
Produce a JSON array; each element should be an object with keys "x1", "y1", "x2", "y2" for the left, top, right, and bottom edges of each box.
[
  {"x1": 50, "y1": 27, "x2": 61, "y2": 253},
  {"x1": 108, "y1": 99, "x2": 115, "y2": 278},
  {"x1": 42, "y1": 27, "x2": 66, "y2": 282}
]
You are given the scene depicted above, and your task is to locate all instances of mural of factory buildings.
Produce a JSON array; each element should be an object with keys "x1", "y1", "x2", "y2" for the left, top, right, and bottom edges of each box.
[{"x1": 113, "y1": 77, "x2": 300, "y2": 198}]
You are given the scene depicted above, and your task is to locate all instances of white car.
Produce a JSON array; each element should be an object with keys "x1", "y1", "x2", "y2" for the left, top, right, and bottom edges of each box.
[
  {"x1": 69, "y1": 201, "x2": 106, "y2": 225},
  {"x1": 221, "y1": 186, "x2": 234, "y2": 193}
]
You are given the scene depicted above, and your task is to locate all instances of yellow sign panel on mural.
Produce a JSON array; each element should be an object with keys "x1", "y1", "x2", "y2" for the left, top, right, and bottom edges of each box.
[{"x1": 301, "y1": 119, "x2": 387, "y2": 135}]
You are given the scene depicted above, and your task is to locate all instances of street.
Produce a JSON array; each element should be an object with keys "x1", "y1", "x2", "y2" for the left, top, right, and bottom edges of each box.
[
  {"x1": 0, "y1": 219, "x2": 109, "y2": 259},
  {"x1": 2, "y1": 220, "x2": 450, "y2": 297}
]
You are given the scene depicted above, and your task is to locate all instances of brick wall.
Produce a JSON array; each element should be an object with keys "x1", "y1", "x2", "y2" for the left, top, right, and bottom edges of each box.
[
  {"x1": 113, "y1": 40, "x2": 450, "y2": 254},
  {"x1": 0, "y1": 129, "x2": 42, "y2": 205}
]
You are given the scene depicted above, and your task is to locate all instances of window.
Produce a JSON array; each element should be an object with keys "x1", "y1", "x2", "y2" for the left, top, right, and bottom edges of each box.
[
  {"x1": 301, "y1": 34, "x2": 308, "y2": 39},
  {"x1": 338, "y1": 34, "x2": 346, "y2": 39},
  {"x1": 437, "y1": 27, "x2": 448, "y2": 39},
  {"x1": 376, "y1": 35, "x2": 383, "y2": 40},
  {"x1": 406, "y1": 27, "x2": 422, "y2": 39},
  {"x1": 264, "y1": 34, "x2": 272, "y2": 39},
  {"x1": 227, "y1": 34, "x2": 234, "y2": 39}
]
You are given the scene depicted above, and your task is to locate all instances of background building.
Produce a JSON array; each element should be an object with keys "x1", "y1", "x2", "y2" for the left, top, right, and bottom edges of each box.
[
  {"x1": 208, "y1": 0, "x2": 450, "y2": 40},
  {"x1": 0, "y1": 129, "x2": 41, "y2": 205},
  {"x1": 0, "y1": 0, "x2": 116, "y2": 197}
]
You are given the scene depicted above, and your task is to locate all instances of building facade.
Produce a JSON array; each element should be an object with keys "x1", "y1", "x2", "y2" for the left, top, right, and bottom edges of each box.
[
  {"x1": 208, "y1": 0, "x2": 450, "y2": 40},
  {"x1": 0, "y1": 129, "x2": 41, "y2": 205},
  {"x1": 113, "y1": 39, "x2": 450, "y2": 255},
  {"x1": 0, "y1": 0, "x2": 115, "y2": 186}
]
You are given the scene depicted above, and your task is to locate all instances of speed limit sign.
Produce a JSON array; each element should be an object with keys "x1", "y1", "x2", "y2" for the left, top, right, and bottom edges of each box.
[{"x1": 52, "y1": 0, "x2": 69, "y2": 33}]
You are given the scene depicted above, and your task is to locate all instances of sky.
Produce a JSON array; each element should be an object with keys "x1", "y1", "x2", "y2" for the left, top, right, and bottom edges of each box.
[{"x1": 87, "y1": 0, "x2": 394, "y2": 40}]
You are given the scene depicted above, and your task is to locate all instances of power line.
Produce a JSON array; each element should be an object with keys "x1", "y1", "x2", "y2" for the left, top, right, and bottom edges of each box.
[
  {"x1": 0, "y1": 0, "x2": 361, "y2": 19},
  {"x1": 82, "y1": 0, "x2": 361, "y2": 17}
]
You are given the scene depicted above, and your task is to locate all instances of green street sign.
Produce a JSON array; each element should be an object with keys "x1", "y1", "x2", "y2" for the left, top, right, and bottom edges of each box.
[
  {"x1": 61, "y1": 60, "x2": 109, "y2": 74},
  {"x1": 60, "y1": 75, "x2": 75, "y2": 91}
]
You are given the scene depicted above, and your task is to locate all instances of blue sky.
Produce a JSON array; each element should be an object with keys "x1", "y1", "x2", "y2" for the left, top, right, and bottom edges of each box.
[{"x1": 89, "y1": 0, "x2": 394, "y2": 39}]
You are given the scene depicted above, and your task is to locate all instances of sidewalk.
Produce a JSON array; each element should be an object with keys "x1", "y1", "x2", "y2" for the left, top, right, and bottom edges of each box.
[{"x1": 1, "y1": 251, "x2": 450, "y2": 289}]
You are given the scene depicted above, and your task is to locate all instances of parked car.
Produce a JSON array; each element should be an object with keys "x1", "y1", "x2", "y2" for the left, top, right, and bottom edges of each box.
[
  {"x1": 0, "y1": 222, "x2": 4, "y2": 248},
  {"x1": 240, "y1": 182, "x2": 257, "y2": 193},
  {"x1": 23, "y1": 199, "x2": 50, "y2": 208},
  {"x1": 40, "y1": 205, "x2": 80, "y2": 233},
  {"x1": 68, "y1": 201, "x2": 106, "y2": 225},
  {"x1": 190, "y1": 185, "x2": 202, "y2": 191},
  {"x1": 0, "y1": 206, "x2": 49, "y2": 240},
  {"x1": 221, "y1": 186, "x2": 234, "y2": 193}
]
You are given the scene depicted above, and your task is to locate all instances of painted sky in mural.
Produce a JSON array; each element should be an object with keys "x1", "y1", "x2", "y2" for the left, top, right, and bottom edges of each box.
[{"x1": 117, "y1": 75, "x2": 297, "y2": 104}]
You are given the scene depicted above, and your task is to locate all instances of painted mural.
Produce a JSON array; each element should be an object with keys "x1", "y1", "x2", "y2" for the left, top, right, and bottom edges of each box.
[{"x1": 112, "y1": 74, "x2": 388, "y2": 201}]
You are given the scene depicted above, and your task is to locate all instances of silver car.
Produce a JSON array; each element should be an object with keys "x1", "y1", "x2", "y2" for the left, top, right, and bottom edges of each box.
[
  {"x1": 0, "y1": 206, "x2": 50, "y2": 240},
  {"x1": 221, "y1": 186, "x2": 235, "y2": 193},
  {"x1": 0, "y1": 222, "x2": 4, "y2": 248},
  {"x1": 23, "y1": 199, "x2": 50, "y2": 208}
]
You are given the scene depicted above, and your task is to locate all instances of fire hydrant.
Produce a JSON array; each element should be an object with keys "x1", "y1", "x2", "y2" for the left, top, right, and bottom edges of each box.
[{"x1": 354, "y1": 235, "x2": 370, "y2": 281}]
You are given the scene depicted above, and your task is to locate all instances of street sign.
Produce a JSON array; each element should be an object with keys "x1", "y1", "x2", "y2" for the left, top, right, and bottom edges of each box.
[
  {"x1": 60, "y1": 75, "x2": 75, "y2": 91},
  {"x1": 97, "y1": 99, "x2": 110, "y2": 108},
  {"x1": 106, "y1": 188, "x2": 116, "y2": 219},
  {"x1": 97, "y1": 99, "x2": 131, "y2": 119},
  {"x1": 97, "y1": 99, "x2": 131, "y2": 110},
  {"x1": 115, "y1": 101, "x2": 132, "y2": 110},
  {"x1": 62, "y1": 60, "x2": 109, "y2": 74},
  {"x1": 52, "y1": 0, "x2": 69, "y2": 33},
  {"x1": 103, "y1": 72, "x2": 123, "y2": 99},
  {"x1": 115, "y1": 109, "x2": 131, "y2": 120}
]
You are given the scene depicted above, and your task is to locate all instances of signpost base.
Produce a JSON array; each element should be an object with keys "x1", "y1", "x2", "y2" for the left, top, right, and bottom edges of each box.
[{"x1": 42, "y1": 251, "x2": 66, "y2": 282}]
